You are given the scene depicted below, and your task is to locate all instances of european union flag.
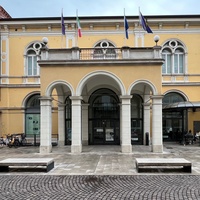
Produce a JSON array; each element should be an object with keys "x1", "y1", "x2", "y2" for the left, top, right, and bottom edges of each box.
[
  {"x1": 124, "y1": 16, "x2": 129, "y2": 39},
  {"x1": 139, "y1": 11, "x2": 153, "y2": 33},
  {"x1": 61, "y1": 11, "x2": 65, "y2": 35}
]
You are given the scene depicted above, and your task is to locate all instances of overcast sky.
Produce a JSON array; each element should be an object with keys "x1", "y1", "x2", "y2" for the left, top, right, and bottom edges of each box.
[{"x1": 1, "y1": 0, "x2": 200, "y2": 18}]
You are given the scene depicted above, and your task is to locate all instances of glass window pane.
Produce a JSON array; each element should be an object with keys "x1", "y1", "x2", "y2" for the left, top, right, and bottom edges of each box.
[
  {"x1": 33, "y1": 56, "x2": 37, "y2": 75},
  {"x1": 25, "y1": 114, "x2": 40, "y2": 135},
  {"x1": 167, "y1": 54, "x2": 171, "y2": 73},
  {"x1": 162, "y1": 54, "x2": 166, "y2": 73},
  {"x1": 28, "y1": 56, "x2": 32, "y2": 75},
  {"x1": 179, "y1": 54, "x2": 184, "y2": 73},
  {"x1": 174, "y1": 54, "x2": 178, "y2": 73}
]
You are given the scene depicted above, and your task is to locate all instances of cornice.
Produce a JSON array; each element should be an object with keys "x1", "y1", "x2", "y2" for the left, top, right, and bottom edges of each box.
[
  {"x1": 38, "y1": 59, "x2": 163, "y2": 66},
  {"x1": 1, "y1": 15, "x2": 200, "y2": 29}
]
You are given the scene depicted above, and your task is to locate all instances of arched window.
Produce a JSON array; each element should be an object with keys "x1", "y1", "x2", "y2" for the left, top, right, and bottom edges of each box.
[
  {"x1": 25, "y1": 94, "x2": 40, "y2": 135},
  {"x1": 93, "y1": 40, "x2": 116, "y2": 59},
  {"x1": 162, "y1": 92, "x2": 187, "y2": 141},
  {"x1": 163, "y1": 92, "x2": 185, "y2": 106},
  {"x1": 162, "y1": 40, "x2": 186, "y2": 74},
  {"x1": 25, "y1": 42, "x2": 45, "y2": 76}
]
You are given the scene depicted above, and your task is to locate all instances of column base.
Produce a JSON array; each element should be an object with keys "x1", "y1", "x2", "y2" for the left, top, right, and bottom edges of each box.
[
  {"x1": 152, "y1": 144, "x2": 163, "y2": 153},
  {"x1": 57, "y1": 140, "x2": 65, "y2": 146},
  {"x1": 82, "y1": 140, "x2": 88, "y2": 145},
  {"x1": 71, "y1": 144, "x2": 82, "y2": 153},
  {"x1": 121, "y1": 144, "x2": 132, "y2": 153},
  {"x1": 40, "y1": 145, "x2": 52, "y2": 154}
]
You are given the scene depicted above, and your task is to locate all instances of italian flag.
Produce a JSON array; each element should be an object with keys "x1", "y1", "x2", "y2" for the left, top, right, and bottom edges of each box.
[{"x1": 76, "y1": 17, "x2": 82, "y2": 37}]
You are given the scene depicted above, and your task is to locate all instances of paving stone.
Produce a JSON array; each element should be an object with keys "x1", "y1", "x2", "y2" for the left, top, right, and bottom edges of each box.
[{"x1": 0, "y1": 175, "x2": 196, "y2": 200}]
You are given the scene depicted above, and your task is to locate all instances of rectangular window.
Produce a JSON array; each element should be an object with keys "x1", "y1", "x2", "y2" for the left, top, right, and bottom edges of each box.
[
  {"x1": 33, "y1": 56, "x2": 37, "y2": 75},
  {"x1": 162, "y1": 55, "x2": 166, "y2": 73},
  {"x1": 174, "y1": 54, "x2": 178, "y2": 73},
  {"x1": 174, "y1": 54, "x2": 184, "y2": 74},
  {"x1": 179, "y1": 54, "x2": 184, "y2": 73},
  {"x1": 27, "y1": 55, "x2": 38, "y2": 76},
  {"x1": 27, "y1": 56, "x2": 32, "y2": 75},
  {"x1": 166, "y1": 54, "x2": 171, "y2": 74}
]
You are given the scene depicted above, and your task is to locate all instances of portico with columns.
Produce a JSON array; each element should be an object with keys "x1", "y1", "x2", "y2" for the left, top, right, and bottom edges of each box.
[{"x1": 38, "y1": 44, "x2": 164, "y2": 154}]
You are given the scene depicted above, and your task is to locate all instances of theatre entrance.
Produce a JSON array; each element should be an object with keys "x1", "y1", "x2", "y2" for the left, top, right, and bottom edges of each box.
[{"x1": 88, "y1": 89, "x2": 120, "y2": 145}]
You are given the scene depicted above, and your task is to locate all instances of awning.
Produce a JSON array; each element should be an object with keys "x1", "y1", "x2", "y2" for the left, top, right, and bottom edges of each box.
[{"x1": 163, "y1": 101, "x2": 200, "y2": 111}]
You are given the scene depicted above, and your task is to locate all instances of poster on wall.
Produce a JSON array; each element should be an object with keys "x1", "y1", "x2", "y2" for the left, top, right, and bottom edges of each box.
[{"x1": 25, "y1": 114, "x2": 40, "y2": 135}]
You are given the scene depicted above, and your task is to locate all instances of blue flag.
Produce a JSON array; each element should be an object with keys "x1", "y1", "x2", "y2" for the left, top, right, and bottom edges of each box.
[
  {"x1": 124, "y1": 16, "x2": 129, "y2": 39},
  {"x1": 61, "y1": 11, "x2": 65, "y2": 35},
  {"x1": 139, "y1": 11, "x2": 153, "y2": 33}
]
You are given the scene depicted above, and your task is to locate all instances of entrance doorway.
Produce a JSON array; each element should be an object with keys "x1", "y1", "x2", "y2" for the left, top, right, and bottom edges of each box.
[
  {"x1": 92, "y1": 119, "x2": 120, "y2": 145},
  {"x1": 89, "y1": 89, "x2": 120, "y2": 145}
]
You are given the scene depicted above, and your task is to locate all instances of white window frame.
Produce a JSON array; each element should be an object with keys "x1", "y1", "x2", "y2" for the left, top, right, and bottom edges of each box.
[
  {"x1": 162, "y1": 40, "x2": 186, "y2": 75},
  {"x1": 25, "y1": 42, "x2": 44, "y2": 77}
]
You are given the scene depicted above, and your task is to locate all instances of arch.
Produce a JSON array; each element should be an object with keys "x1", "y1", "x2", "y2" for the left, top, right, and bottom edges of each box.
[
  {"x1": 163, "y1": 89, "x2": 189, "y2": 101},
  {"x1": 22, "y1": 91, "x2": 40, "y2": 108},
  {"x1": 127, "y1": 79, "x2": 158, "y2": 95},
  {"x1": 45, "y1": 80, "x2": 75, "y2": 97},
  {"x1": 161, "y1": 38, "x2": 188, "y2": 53},
  {"x1": 24, "y1": 40, "x2": 47, "y2": 55},
  {"x1": 93, "y1": 39, "x2": 117, "y2": 48},
  {"x1": 76, "y1": 70, "x2": 126, "y2": 96}
]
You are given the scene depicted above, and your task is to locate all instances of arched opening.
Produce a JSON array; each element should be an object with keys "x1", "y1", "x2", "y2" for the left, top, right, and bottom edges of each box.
[
  {"x1": 65, "y1": 96, "x2": 72, "y2": 145},
  {"x1": 162, "y1": 92, "x2": 187, "y2": 141},
  {"x1": 131, "y1": 94, "x2": 143, "y2": 145},
  {"x1": 25, "y1": 94, "x2": 40, "y2": 136},
  {"x1": 88, "y1": 88, "x2": 120, "y2": 145}
]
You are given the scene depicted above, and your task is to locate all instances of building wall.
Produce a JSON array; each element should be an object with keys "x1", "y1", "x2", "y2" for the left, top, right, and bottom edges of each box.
[{"x1": 1, "y1": 15, "x2": 200, "y2": 137}]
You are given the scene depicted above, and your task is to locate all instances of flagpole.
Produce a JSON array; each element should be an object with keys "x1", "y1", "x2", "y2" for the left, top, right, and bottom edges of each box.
[
  {"x1": 76, "y1": 9, "x2": 78, "y2": 47},
  {"x1": 124, "y1": 8, "x2": 126, "y2": 46},
  {"x1": 61, "y1": 8, "x2": 65, "y2": 48},
  {"x1": 138, "y1": 7, "x2": 141, "y2": 45},
  {"x1": 61, "y1": 8, "x2": 64, "y2": 48}
]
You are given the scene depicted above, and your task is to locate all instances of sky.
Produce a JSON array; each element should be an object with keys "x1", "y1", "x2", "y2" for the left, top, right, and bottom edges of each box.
[{"x1": 0, "y1": 0, "x2": 200, "y2": 18}]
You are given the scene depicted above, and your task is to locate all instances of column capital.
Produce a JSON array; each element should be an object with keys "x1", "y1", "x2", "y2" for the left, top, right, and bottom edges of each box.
[
  {"x1": 70, "y1": 96, "x2": 83, "y2": 100},
  {"x1": 40, "y1": 96, "x2": 53, "y2": 106},
  {"x1": 151, "y1": 95, "x2": 163, "y2": 100},
  {"x1": 57, "y1": 102, "x2": 66, "y2": 107},
  {"x1": 82, "y1": 103, "x2": 89, "y2": 107},
  {"x1": 39, "y1": 96, "x2": 53, "y2": 101},
  {"x1": 143, "y1": 102, "x2": 151, "y2": 106},
  {"x1": 119, "y1": 95, "x2": 132, "y2": 100}
]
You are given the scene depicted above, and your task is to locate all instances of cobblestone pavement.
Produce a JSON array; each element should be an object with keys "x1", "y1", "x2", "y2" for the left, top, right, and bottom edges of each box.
[
  {"x1": 0, "y1": 143, "x2": 200, "y2": 199},
  {"x1": 0, "y1": 175, "x2": 200, "y2": 200}
]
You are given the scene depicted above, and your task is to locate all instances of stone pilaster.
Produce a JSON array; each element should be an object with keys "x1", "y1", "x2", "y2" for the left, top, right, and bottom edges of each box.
[
  {"x1": 70, "y1": 96, "x2": 83, "y2": 153},
  {"x1": 120, "y1": 95, "x2": 132, "y2": 153},
  {"x1": 151, "y1": 95, "x2": 163, "y2": 153},
  {"x1": 40, "y1": 96, "x2": 52, "y2": 154}
]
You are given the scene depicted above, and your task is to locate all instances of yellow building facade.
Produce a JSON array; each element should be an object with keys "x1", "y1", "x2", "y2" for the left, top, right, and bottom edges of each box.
[{"x1": 0, "y1": 14, "x2": 200, "y2": 153}]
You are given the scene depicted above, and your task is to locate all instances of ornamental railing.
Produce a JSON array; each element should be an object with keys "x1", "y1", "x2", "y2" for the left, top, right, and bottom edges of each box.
[{"x1": 80, "y1": 48, "x2": 122, "y2": 60}]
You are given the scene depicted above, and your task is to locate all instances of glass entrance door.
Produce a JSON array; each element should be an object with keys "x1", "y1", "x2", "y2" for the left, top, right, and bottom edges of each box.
[
  {"x1": 88, "y1": 88, "x2": 120, "y2": 145},
  {"x1": 93, "y1": 119, "x2": 119, "y2": 145}
]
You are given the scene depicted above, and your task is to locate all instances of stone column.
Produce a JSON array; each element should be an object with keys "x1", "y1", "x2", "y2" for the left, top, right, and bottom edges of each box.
[
  {"x1": 151, "y1": 95, "x2": 163, "y2": 153},
  {"x1": 82, "y1": 104, "x2": 89, "y2": 145},
  {"x1": 70, "y1": 96, "x2": 82, "y2": 153},
  {"x1": 57, "y1": 103, "x2": 65, "y2": 146},
  {"x1": 120, "y1": 95, "x2": 132, "y2": 153},
  {"x1": 71, "y1": 47, "x2": 80, "y2": 59},
  {"x1": 121, "y1": 46, "x2": 130, "y2": 59},
  {"x1": 143, "y1": 95, "x2": 151, "y2": 145},
  {"x1": 40, "y1": 96, "x2": 52, "y2": 154}
]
